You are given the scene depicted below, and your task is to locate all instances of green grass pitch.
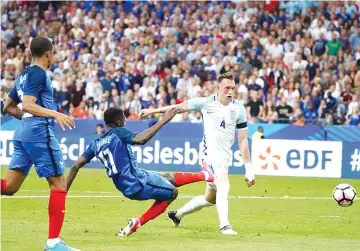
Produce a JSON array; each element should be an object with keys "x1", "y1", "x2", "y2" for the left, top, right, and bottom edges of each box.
[{"x1": 2, "y1": 167, "x2": 360, "y2": 251}]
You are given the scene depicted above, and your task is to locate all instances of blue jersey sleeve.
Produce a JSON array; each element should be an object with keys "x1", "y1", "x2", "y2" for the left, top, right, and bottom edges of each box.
[
  {"x1": 8, "y1": 86, "x2": 19, "y2": 103},
  {"x1": 23, "y1": 68, "x2": 46, "y2": 98},
  {"x1": 81, "y1": 141, "x2": 96, "y2": 163},
  {"x1": 113, "y1": 127, "x2": 137, "y2": 144}
]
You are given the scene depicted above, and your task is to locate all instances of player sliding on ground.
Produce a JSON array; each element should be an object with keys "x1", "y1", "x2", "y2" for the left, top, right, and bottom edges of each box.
[
  {"x1": 1, "y1": 37, "x2": 79, "y2": 251},
  {"x1": 140, "y1": 72, "x2": 255, "y2": 235},
  {"x1": 67, "y1": 107, "x2": 214, "y2": 236}
]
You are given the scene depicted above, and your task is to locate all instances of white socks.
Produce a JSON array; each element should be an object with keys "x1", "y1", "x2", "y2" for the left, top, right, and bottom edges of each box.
[
  {"x1": 216, "y1": 183, "x2": 230, "y2": 228},
  {"x1": 46, "y1": 237, "x2": 61, "y2": 247},
  {"x1": 176, "y1": 196, "x2": 214, "y2": 219}
]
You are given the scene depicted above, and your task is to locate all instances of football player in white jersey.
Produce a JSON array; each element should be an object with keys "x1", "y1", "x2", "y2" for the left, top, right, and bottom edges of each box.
[{"x1": 139, "y1": 72, "x2": 255, "y2": 235}]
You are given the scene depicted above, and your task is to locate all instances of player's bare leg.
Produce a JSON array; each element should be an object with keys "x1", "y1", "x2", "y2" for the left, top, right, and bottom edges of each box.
[
  {"x1": 45, "y1": 175, "x2": 80, "y2": 251},
  {"x1": 1, "y1": 169, "x2": 27, "y2": 195},
  {"x1": 117, "y1": 188, "x2": 179, "y2": 237}
]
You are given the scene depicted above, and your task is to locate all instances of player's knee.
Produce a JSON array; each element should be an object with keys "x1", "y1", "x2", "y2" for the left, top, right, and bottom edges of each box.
[
  {"x1": 47, "y1": 175, "x2": 66, "y2": 190},
  {"x1": 4, "y1": 186, "x2": 19, "y2": 196},
  {"x1": 204, "y1": 193, "x2": 216, "y2": 204},
  {"x1": 164, "y1": 173, "x2": 176, "y2": 186},
  {"x1": 205, "y1": 196, "x2": 216, "y2": 204},
  {"x1": 204, "y1": 186, "x2": 217, "y2": 204},
  {"x1": 172, "y1": 188, "x2": 178, "y2": 199}
]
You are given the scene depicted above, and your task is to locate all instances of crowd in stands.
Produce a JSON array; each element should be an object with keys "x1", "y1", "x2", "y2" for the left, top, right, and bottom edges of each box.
[{"x1": 1, "y1": 1, "x2": 360, "y2": 126}]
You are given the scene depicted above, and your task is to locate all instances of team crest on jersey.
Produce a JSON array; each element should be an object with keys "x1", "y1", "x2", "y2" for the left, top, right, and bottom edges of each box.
[{"x1": 229, "y1": 109, "x2": 236, "y2": 120}]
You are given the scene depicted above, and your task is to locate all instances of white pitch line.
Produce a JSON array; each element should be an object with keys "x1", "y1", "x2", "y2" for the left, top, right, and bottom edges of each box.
[
  {"x1": 1, "y1": 194, "x2": 333, "y2": 200},
  {"x1": 21, "y1": 189, "x2": 116, "y2": 194}
]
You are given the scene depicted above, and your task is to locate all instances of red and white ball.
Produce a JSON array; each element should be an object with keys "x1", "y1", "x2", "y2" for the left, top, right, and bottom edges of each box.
[{"x1": 333, "y1": 184, "x2": 357, "y2": 207}]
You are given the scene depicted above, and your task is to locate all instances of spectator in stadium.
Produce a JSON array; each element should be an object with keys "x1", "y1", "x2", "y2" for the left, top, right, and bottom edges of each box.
[
  {"x1": 293, "y1": 113, "x2": 306, "y2": 126},
  {"x1": 346, "y1": 107, "x2": 360, "y2": 126},
  {"x1": 252, "y1": 126, "x2": 265, "y2": 140},
  {"x1": 101, "y1": 71, "x2": 115, "y2": 92},
  {"x1": 71, "y1": 80, "x2": 86, "y2": 108},
  {"x1": 247, "y1": 90, "x2": 263, "y2": 123},
  {"x1": 261, "y1": 100, "x2": 278, "y2": 123},
  {"x1": 1, "y1": 0, "x2": 360, "y2": 128},
  {"x1": 127, "y1": 107, "x2": 140, "y2": 120},
  {"x1": 190, "y1": 110, "x2": 202, "y2": 123},
  {"x1": 56, "y1": 82, "x2": 72, "y2": 115},
  {"x1": 86, "y1": 76, "x2": 103, "y2": 103},
  {"x1": 276, "y1": 97, "x2": 293, "y2": 123},
  {"x1": 326, "y1": 32, "x2": 343, "y2": 56},
  {"x1": 350, "y1": 25, "x2": 360, "y2": 52},
  {"x1": 304, "y1": 102, "x2": 319, "y2": 124},
  {"x1": 348, "y1": 94, "x2": 359, "y2": 115},
  {"x1": 2, "y1": 78, "x2": 13, "y2": 94},
  {"x1": 96, "y1": 123, "x2": 105, "y2": 135},
  {"x1": 74, "y1": 101, "x2": 89, "y2": 119}
]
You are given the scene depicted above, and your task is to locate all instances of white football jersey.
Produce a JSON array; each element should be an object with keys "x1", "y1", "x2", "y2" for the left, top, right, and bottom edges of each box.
[{"x1": 188, "y1": 94, "x2": 247, "y2": 166}]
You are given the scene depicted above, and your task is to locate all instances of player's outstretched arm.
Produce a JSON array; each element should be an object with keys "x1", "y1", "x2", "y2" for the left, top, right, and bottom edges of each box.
[
  {"x1": 238, "y1": 129, "x2": 255, "y2": 187},
  {"x1": 139, "y1": 102, "x2": 189, "y2": 119},
  {"x1": 23, "y1": 95, "x2": 75, "y2": 130},
  {"x1": 66, "y1": 156, "x2": 87, "y2": 191},
  {"x1": 140, "y1": 96, "x2": 209, "y2": 119},
  {"x1": 3, "y1": 97, "x2": 24, "y2": 120},
  {"x1": 132, "y1": 108, "x2": 179, "y2": 145}
]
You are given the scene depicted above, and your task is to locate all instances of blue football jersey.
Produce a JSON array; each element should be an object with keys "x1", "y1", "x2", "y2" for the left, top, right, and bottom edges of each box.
[
  {"x1": 82, "y1": 127, "x2": 147, "y2": 196},
  {"x1": 8, "y1": 65, "x2": 56, "y2": 142}
]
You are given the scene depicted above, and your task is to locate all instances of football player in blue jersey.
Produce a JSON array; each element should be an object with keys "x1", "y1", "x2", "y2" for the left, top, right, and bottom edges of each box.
[
  {"x1": 67, "y1": 107, "x2": 214, "y2": 236},
  {"x1": 1, "y1": 37, "x2": 79, "y2": 251}
]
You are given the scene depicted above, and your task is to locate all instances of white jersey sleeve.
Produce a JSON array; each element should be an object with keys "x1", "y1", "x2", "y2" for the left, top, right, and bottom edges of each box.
[
  {"x1": 235, "y1": 100, "x2": 248, "y2": 130},
  {"x1": 187, "y1": 95, "x2": 213, "y2": 111}
]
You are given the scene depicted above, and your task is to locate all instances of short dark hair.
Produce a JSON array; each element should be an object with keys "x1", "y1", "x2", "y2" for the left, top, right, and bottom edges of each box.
[
  {"x1": 96, "y1": 123, "x2": 104, "y2": 128},
  {"x1": 104, "y1": 107, "x2": 124, "y2": 127},
  {"x1": 217, "y1": 72, "x2": 234, "y2": 83},
  {"x1": 30, "y1": 37, "x2": 53, "y2": 57}
]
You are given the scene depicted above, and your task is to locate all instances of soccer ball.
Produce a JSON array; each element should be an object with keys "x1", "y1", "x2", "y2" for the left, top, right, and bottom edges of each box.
[{"x1": 333, "y1": 184, "x2": 357, "y2": 207}]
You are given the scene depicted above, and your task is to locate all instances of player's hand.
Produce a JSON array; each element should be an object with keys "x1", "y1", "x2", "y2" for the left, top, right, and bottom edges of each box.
[
  {"x1": 55, "y1": 113, "x2": 75, "y2": 130},
  {"x1": 162, "y1": 108, "x2": 180, "y2": 123},
  {"x1": 245, "y1": 173, "x2": 256, "y2": 187},
  {"x1": 139, "y1": 109, "x2": 152, "y2": 119}
]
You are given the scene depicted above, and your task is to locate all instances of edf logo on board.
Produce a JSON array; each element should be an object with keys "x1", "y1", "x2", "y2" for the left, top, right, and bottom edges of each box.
[
  {"x1": 252, "y1": 139, "x2": 342, "y2": 178},
  {"x1": 286, "y1": 149, "x2": 333, "y2": 170}
]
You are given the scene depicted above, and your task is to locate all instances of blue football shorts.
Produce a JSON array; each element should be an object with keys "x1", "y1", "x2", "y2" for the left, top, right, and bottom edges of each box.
[
  {"x1": 126, "y1": 170, "x2": 175, "y2": 201},
  {"x1": 9, "y1": 138, "x2": 64, "y2": 178}
]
